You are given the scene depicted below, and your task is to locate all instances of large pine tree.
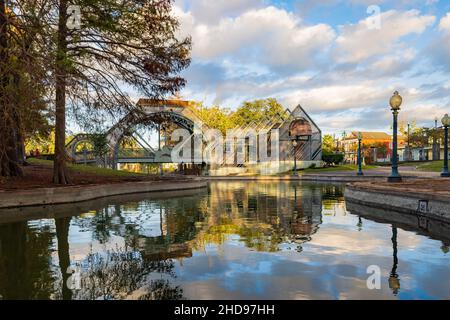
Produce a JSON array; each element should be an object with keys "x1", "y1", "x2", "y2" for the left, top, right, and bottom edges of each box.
[
  {"x1": 51, "y1": 0, "x2": 191, "y2": 184},
  {"x1": 0, "y1": 0, "x2": 52, "y2": 177}
]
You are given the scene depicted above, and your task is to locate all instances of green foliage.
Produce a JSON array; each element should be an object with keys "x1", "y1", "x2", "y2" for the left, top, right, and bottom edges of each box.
[
  {"x1": 191, "y1": 102, "x2": 234, "y2": 134},
  {"x1": 322, "y1": 151, "x2": 344, "y2": 166},
  {"x1": 192, "y1": 98, "x2": 286, "y2": 132},
  {"x1": 399, "y1": 121, "x2": 444, "y2": 148},
  {"x1": 231, "y1": 98, "x2": 285, "y2": 127},
  {"x1": 322, "y1": 134, "x2": 335, "y2": 153},
  {"x1": 89, "y1": 134, "x2": 109, "y2": 158},
  {"x1": 400, "y1": 160, "x2": 445, "y2": 173}
]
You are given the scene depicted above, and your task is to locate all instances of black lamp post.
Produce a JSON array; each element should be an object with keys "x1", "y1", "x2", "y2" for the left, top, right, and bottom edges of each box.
[
  {"x1": 406, "y1": 122, "x2": 411, "y2": 161},
  {"x1": 357, "y1": 132, "x2": 364, "y2": 176},
  {"x1": 292, "y1": 139, "x2": 299, "y2": 176},
  {"x1": 441, "y1": 114, "x2": 450, "y2": 178},
  {"x1": 388, "y1": 91, "x2": 403, "y2": 183},
  {"x1": 389, "y1": 226, "x2": 400, "y2": 295}
]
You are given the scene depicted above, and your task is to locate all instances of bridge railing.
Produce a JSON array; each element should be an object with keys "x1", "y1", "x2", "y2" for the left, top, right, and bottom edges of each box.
[{"x1": 117, "y1": 148, "x2": 155, "y2": 159}]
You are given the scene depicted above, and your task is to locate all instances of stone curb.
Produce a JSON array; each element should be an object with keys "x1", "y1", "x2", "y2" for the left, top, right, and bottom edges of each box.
[
  {"x1": 345, "y1": 184, "x2": 450, "y2": 223},
  {"x1": 0, "y1": 179, "x2": 207, "y2": 209}
]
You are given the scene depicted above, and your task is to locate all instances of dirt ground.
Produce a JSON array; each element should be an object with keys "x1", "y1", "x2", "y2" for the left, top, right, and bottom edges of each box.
[
  {"x1": 353, "y1": 178, "x2": 450, "y2": 195},
  {"x1": 0, "y1": 163, "x2": 167, "y2": 191}
]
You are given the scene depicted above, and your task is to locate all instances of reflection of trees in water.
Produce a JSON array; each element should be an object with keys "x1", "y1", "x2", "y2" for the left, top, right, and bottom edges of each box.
[
  {"x1": 70, "y1": 197, "x2": 207, "y2": 250},
  {"x1": 0, "y1": 221, "x2": 57, "y2": 299},
  {"x1": 69, "y1": 249, "x2": 183, "y2": 300},
  {"x1": 191, "y1": 182, "x2": 342, "y2": 252},
  {"x1": 319, "y1": 184, "x2": 344, "y2": 200},
  {"x1": 52, "y1": 196, "x2": 208, "y2": 300},
  {"x1": 0, "y1": 183, "x2": 347, "y2": 300},
  {"x1": 56, "y1": 217, "x2": 72, "y2": 300},
  {"x1": 442, "y1": 243, "x2": 449, "y2": 254}
]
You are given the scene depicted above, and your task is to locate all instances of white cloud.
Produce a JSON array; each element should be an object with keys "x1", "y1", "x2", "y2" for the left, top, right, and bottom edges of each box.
[
  {"x1": 172, "y1": 1, "x2": 448, "y2": 135},
  {"x1": 178, "y1": 0, "x2": 264, "y2": 24},
  {"x1": 280, "y1": 83, "x2": 387, "y2": 112},
  {"x1": 175, "y1": 5, "x2": 336, "y2": 70},
  {"x1": 439, "y1": 12, "x2": 450, "y2": 32},
  {"x1": 335, "y1": 10, "x2": 435, "y2": 63}
]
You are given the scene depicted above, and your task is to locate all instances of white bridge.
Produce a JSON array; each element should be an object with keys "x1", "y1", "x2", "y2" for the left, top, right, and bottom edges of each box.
[{"x1": 66, "y1": 99, "x2": 322, "y2": 175}]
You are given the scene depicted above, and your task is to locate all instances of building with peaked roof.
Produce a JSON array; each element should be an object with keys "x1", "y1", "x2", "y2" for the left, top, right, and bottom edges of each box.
[
  {"x1": 341, "y1": 131, "x2": 406, "y2": 164},
  {"x1": 210, "y1": 104, "x2": 322, "y2": 176}
]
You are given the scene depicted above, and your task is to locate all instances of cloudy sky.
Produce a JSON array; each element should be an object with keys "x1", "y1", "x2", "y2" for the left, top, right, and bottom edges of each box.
[{"x1": 172, "y1": 0, "x2": 450, "y2": 135}]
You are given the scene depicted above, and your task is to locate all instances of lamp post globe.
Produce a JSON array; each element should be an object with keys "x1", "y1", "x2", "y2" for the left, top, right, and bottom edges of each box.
[
  {"x1": 388, "y1": 91, "x2": 403, "y2": 183},
  {"x1": 441, "y1": 114, "x2": 450, "y2": 177},
  {"x1": 390, "y1": 91, "x2": 402, "y2": 111}
]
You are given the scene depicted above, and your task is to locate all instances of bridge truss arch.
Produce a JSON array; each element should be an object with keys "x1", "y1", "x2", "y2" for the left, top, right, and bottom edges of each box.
[{"x1": 66, "y1": 99, "x2": 208, "y2": 168}]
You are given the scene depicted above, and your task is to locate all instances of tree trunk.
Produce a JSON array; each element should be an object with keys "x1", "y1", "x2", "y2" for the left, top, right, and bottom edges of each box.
[
  {"x1": 0, "y1": 0, "x2": 23, "y2": 177},
  {"x1": 53, "y1": 0, "x2": 70, "y2": 184},
  {"x1": 55, "y1": 217, "x2": 73, "y2": 300}
]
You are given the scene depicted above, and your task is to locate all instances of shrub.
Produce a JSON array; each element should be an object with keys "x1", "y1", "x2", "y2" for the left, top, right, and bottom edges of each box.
[{"x1": 322, "y1": 152, "x2": 344, "y2": 166}]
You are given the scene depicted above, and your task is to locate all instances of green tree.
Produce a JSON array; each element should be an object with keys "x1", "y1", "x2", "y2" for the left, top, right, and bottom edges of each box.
[
  {"x1": 90, "y1": 133, "x2": 109, "y2": 158},
  {"x1": 191, "y1": 102, "x2": 234, "y2": 134},
  {"x1": 231, "y1": 98, "x2": 286, "y2": 127},
  {"x1": 0, "y1": 0, "x2": 51, "y2": 176},
  {"x1": 322, "y1": 134, "x2": 335, "y2": 153}
]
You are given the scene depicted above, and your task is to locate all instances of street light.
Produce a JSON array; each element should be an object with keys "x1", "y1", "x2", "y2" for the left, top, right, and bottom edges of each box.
[
  {"x1": 441, "y1": 114, "x2": 450, "y2": 178},
  {"x1": 389, "y1": 226, "x2": 400, "y2": 295},
  {"x1": 357, "y1": 132, "x2": 364, "y2": 176},
  {"x1": 292, "y1": 139, "x2": 298, "y2": 176},
  {"x1": 388, "y1": 91, "x2": 403, "y2": 183},
  {"x1": 406, "y1": 122, "x2": 411, "y2": 161}
]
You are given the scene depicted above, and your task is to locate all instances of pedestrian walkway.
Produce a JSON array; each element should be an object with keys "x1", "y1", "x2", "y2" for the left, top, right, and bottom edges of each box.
[{"x1": 304, "y1": 166, "x2": 439, "y2": 179}]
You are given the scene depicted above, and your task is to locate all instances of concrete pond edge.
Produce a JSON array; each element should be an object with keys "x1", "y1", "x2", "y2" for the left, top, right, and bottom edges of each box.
[
  {"x1": 345, "y1": 183, "x2": 450, "y2": 223},
  {"x1": 0, "y1": 179, "x2": 207, "y2": 209}
]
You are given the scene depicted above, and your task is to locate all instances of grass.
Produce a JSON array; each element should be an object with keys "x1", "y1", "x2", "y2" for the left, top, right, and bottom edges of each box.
[
  {"x1": 400, "y1": 160, "x2": 444, "y2": 173},
  {"x1": 303, "y1": 164, "x2": 377, "y2": 173},
  {"x1": 27, "y1": 158, "x2": 145, "y2": 177},
  {"x1": 279, "y1": 164, "x2": 378, "y2": 175}
]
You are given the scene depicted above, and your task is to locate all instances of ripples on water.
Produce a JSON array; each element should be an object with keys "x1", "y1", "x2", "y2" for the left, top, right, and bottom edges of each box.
[{"x1": 0, "y1": 182, "x2": 448, "y2": 300}]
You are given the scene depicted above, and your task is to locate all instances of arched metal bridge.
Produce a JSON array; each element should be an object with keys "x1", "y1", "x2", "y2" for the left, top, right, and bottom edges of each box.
[{"x1": 65, "y1": 99, "x2": 206, "y2": 168}]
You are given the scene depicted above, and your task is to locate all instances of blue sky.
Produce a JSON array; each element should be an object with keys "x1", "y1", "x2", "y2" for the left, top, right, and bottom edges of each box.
[{"x1": 171, "y1": 0, "x2": 450, "y2": 135}]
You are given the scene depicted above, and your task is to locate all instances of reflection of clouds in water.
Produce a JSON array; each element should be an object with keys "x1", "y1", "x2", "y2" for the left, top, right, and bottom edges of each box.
[
  {"x1": 173, "y1": 183, "x2": 449, "y2": 299},
  {"x1": 2, "y1": 182, "x2": 448, "y2": 300},
  {"x1": 178, "y1": 243, "x2": 399, "y2": 300},
  {"x1": 66, "y1": 182, "x2": 450, "y2": 299},
  {"x1": 305, "y1": 227, "x2": 390, "y2": 256}
]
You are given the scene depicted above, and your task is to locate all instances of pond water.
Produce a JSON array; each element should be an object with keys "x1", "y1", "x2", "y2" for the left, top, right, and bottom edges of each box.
[{"x1": 0, "y1": 181, "x2": 448, "y2": 300}]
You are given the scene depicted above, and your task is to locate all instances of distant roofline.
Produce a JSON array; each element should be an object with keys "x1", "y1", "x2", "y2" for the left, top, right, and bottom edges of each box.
[{"x1": 342, "y1": 131, "x2": 404, "y2": 141}]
